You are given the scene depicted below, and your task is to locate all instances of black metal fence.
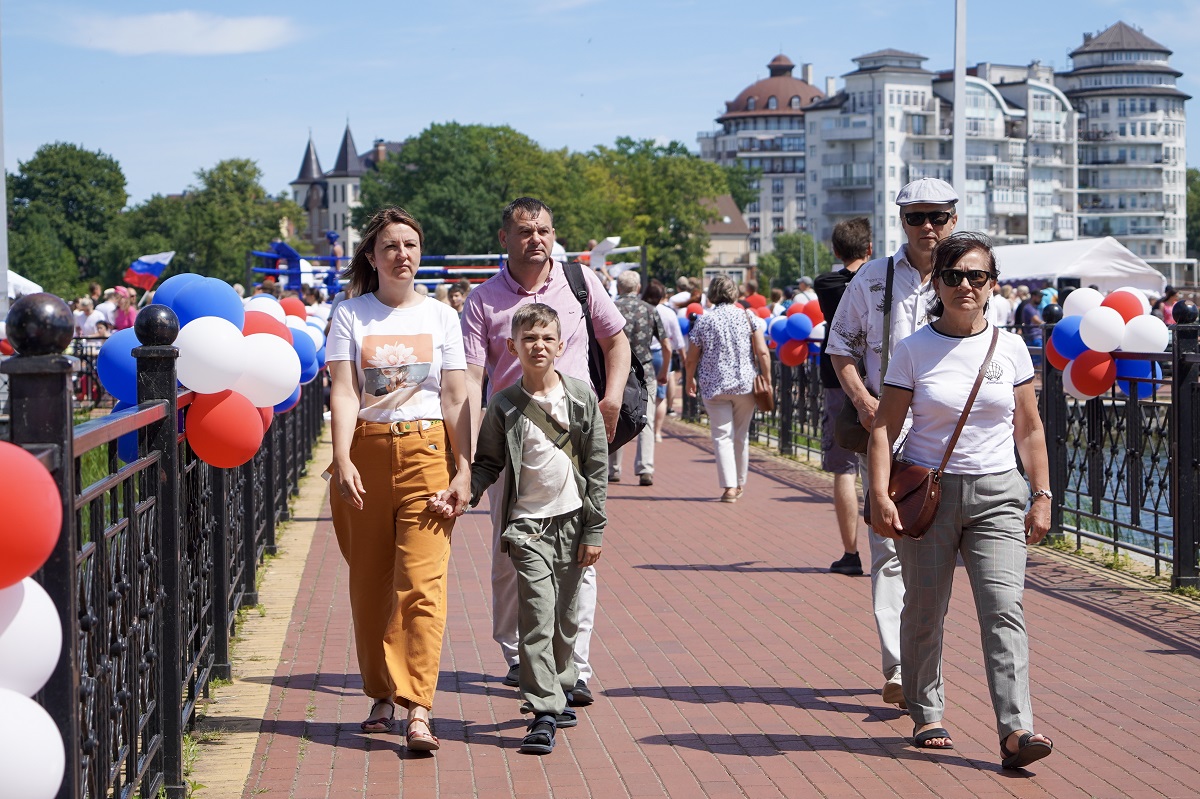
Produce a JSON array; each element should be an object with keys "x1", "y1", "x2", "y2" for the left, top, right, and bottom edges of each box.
[
  {"x1": 682, "y1": 324, "x2": 1200, "y2": 589},
  {"x1": 1, "y1": 321, "x2": 325, "y2": 799}
]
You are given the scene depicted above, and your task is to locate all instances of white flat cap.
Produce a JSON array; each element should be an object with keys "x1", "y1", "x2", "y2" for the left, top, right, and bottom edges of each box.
[{"x1": 895, "y1": 177, "x2": 959, "y2": 206}]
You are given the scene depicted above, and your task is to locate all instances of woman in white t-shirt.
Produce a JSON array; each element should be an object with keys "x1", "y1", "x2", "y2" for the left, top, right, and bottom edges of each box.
[
  {"x1": 867, "y1": 232, "x2": 1054, "y2": 770},
  {"x1": 326, "y1": 207, "x2": 472, "y2": 751}
]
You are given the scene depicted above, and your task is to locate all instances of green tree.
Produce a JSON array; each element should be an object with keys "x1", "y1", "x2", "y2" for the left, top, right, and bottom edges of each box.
[
  {"x1": 7, "y1": 142, "x2": 128, "y2": 294},
  {"x1": 756, "y1": 232, "x2": 835, "y2": 289},
  {"x1": 1187, "y1": 167, "x2": 1200, "y2": 258}
]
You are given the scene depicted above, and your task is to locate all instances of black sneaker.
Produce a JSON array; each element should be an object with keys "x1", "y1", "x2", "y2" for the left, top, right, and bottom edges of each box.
[
  {"x1": 567, "y1": 680, "x2": 594, "y2": 706},
  {"x1": 639, "y1": 474, "x2": 653, "y2": 486},
  {"x1": 502, "y1": 663, "x2": 520, "y2": 687},
  {"x1": 519, "y1": 715, "x2": 556, "y2": 755},
  {"x1": 608, "y1": 474, "x2": 620, "y2": 483},
  {"x1": 830, "y1": 552, "x2": 863, "y2": 576}
]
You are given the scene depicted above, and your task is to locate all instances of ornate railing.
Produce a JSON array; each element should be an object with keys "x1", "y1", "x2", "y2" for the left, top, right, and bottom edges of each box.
[{"x1": 1, "y1": 302, "x2": 325, "y2": 799}]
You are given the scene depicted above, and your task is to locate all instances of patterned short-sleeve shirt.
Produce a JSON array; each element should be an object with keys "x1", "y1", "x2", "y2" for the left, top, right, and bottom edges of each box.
[
  {"x1": 615, "y1": 293, "x2": 664, "y2": 375},
  {"x1": 689, "y1": 303, "x2": 762, "y2": 400}
]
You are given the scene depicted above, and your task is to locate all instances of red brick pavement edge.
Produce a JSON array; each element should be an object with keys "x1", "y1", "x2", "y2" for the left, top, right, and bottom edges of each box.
[{"x1": 231, "y1": 422, "x2": 1200, "y2": 799}]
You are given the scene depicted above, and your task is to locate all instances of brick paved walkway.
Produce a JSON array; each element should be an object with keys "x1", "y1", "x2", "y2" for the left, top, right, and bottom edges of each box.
[{"x1": 200, "y1": 421, "x2": 1200, "y2": 798}]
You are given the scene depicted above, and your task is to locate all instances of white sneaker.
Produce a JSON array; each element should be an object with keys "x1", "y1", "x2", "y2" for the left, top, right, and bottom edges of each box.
[{"x1": 883, "y1": 672, "x2": 907, "y2": 709}]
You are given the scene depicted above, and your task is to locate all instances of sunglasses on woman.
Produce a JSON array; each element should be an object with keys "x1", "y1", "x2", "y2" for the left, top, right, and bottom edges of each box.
[
  {"x1": 903, "y1": 211, "x2": 953, "y2": 227},
  {"x1": 939, "y1": 269, "x2": 996, "y2": 288}
]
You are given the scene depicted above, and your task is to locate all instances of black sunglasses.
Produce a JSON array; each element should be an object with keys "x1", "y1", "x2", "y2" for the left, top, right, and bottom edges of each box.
[
  {"x1": 903, "y1": 211, "x2": 953, "y2": 227},
  {"x1": 939, "y1": 269, "x2": 996, "y2": 289}
]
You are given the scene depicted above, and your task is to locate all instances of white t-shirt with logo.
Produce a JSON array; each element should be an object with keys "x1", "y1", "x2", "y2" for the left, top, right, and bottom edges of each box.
[
  {"x1": 326, "y1": 294, "x2": 466, "y2": 423},
  {"x1": 512, "y1": 381, "x2": 583, "y2": 520},
  {"x1": 883, "y1": 323, "x2": 1034, "y2": 475}
]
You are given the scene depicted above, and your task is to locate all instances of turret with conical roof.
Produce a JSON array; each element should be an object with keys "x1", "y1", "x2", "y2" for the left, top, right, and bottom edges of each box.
[
  {"x1": 293, "y1": 134, "x2": 324, "y2": 184},
  {"x1": 328, "y1": 124, "x2": 365, "y2": 177}
]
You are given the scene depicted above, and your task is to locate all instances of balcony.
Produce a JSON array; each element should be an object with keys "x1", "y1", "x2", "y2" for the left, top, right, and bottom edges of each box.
[
  {"x1": 822, "y1": 117, "x2": 873, "y2": 141},
  {"x1": 823, "y1": 201, "x2": 875, "y2": 215},
  {"x1": 822, "y1": 153, "x2": 871, "y2": 166},
  {"x1": 822, "y1": 176, "x2": 873, "y2": 189}
]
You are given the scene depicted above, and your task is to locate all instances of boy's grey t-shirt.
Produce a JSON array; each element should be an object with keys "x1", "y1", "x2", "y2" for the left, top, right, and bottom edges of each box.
[{"x1": 511, "y1": 381, "x2": 583, "y2": 520}]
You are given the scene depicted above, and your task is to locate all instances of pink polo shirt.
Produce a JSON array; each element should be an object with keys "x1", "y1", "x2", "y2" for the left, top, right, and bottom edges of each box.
[{"x1": 461, "y1": 262, "x2": 626, "y2": 398}]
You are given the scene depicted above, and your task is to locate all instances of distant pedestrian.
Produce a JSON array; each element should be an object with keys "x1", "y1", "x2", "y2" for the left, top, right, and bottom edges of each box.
[
  {"x1": 608, "y1": 271, "x2": 668, "y2": 486},
  {"x1": 793, "y1": 276, "x2": 817, "y2": 304},
  {"x1": 644, "y1": 278, "x2": 685, "y2": 441},
  {"x1": 684, "y1": 275, "x2": 771, "y2": 503},
  {"x1": 112, "y1": 287, "x2": 137, "y2": 331}
]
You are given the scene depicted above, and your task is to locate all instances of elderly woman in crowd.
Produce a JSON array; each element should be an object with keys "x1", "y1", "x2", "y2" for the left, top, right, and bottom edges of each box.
[
  {"x1": 684, "y1": 275, "x2": 771, "y2": 503},
  {"x1": 867, "y1": 231, "x2": 1054, "y2": 769},
  {"x1": 326, "y1": 206, "x2": 472, "y2": 751}
]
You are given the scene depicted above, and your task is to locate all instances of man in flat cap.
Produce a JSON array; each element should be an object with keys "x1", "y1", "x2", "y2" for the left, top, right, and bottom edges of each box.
[{"x1": 826, "y1": 176, "x2": 958, "y2": 710}]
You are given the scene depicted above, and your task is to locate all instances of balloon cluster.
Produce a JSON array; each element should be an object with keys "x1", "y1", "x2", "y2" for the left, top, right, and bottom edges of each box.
[
  {"x1": 1046, "y1": 286, "x2": 1167, "y2": 400},
  {"x1": 97, "y1": 274, "x2": 327, "y2": 468},
  {"x1": 0, "y1": 442, "x2": 67, "y2": 798},
  {"x1": 745, "y1": 293, "x2": 772, "y2": 320},
  {"x1": 768, "y1": 301, "x2": 826, "y2": 367}
]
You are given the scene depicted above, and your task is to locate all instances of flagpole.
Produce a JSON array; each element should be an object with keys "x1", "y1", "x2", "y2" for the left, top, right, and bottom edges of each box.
[{"x1": 1, "y1": 4, "x2": 11, "y2": 318}]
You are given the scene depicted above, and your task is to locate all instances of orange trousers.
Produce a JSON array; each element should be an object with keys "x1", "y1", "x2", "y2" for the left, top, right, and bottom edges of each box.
[{"x1": 330, "y1": 421, "x2": 454, "y2": 710}]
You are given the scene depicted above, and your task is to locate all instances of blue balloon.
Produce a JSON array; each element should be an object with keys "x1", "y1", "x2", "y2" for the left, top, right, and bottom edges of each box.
[
  {"x1": 678, "y1": 316, "x2": 691, "y2": 335},
  {"x1": 154, "y1": 273, "x2": 205, "y2": 310},
  {"x1": 274, "y1": 385, "x2": 301, "y2": 414},
  {"x1": 172, "y1": 277, "x2": 245, "y2": 329},
  {"x1": 785, "y1": 313, "x2": 813, "y2": 341},
  {"x1": 315, "y1": 345, "x2": 326, "y2": 370},
  {"x1": 1050, "y1": 315, "x2": 1088, "y2": 361},
  {"x1": 110, "y1": 400, "x2": 139, "y2": 464},
  {"x1": 770, "y1": 317, "x2": 793, "y2": 345},
  {"x1": 808, "y1": 342, "x2": 822, "y2": 358},
  {"x1": 1116, "y1": 359, "x2": 1161, "y2": 396},
  {"x1": 96, "y1": 328, "x2": 141, "y2": 405},
  {"x1": 291, "y1": 326, "x2": 319, "y2": 384}
]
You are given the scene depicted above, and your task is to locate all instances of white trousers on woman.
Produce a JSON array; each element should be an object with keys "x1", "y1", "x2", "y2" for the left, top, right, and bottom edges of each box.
[{"x1": 702, "y1": 392, "x2": 756, "y2": 488}]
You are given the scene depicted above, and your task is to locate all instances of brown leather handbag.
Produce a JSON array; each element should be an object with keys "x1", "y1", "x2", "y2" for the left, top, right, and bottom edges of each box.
[
  {"x1": 887, "y1": 327, "x2": 999, "y2": 539},
  {"x1": 753, "y1": 373, "x2": 774, "y2": 413}
]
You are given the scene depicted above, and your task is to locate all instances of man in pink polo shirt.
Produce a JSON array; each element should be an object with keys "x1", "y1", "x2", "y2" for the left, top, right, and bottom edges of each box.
[{"x1": 462, "y1": 196, "x2": 630, "y2": 706}]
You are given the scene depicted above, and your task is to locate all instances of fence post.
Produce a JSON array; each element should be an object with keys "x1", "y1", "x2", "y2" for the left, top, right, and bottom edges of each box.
[
  {"x1": 0, "y1": 296, "x2": 81, "y2": 799},
  {"x1": 132, "y1": 306, "x2": 186, "y2": 799},
  {"x1": 241, "y1": 458, "x2": 260, "y2": 606},
  {"x1": 778, "y1": 362, "x2": 794, "y2": 456},
  {"x1": 1171, "y1": 321, "x2": 1199, "y2": 589},
  {"x1": 209, "y1": 466, "x2": 233, "y2": 681},
  {"x1": 1040, "y1": 327, "x2": 1067, "y2": 540}
]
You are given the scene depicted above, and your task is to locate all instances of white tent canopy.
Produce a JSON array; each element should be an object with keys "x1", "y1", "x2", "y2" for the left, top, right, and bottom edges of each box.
[
  {"x1": 992, "y1": 237, "x2": 1166, "y2": 297},
  {"x1": 6, "y1": 269, "x2": 42, "y2": 299}
]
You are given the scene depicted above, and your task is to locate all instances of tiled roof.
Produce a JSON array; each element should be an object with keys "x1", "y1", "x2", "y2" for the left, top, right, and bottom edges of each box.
[{"x1": 1071, "y1": 21, "x2": 1170, "y2": 57}]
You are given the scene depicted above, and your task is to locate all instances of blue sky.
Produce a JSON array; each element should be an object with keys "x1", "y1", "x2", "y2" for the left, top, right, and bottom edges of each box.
[{"x1": 4, "y1": 0, "x2": 1199, "y2": 206}]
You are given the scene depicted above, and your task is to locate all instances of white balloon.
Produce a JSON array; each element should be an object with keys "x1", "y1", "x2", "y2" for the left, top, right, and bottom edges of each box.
[
  {"x1": 809, "y1": 322, "x2": 826, "y2": 341},
  {"x1": 0, "y1": 688, "x2": 65, "y2": 799},
  {"x1": 1112, "y1": 286, "x2": 1151, "y2": 315},
  {"x1": 1062, "y1": 287, "x2": 1104, "y2": 318},
  {"x1": 1062, "y1": 361, "x2": 1099, "y2": 401},
  {"x1": 1121, "y1": 314, "x2": 1170, "y2": 353},
  {"x1": 175, "y1": 317, "x2": 247, "y2": 394},
  {"x1": 233, "y1": 333, "x2": 301, "y2": 407},
  {"x1": 285, "y1": 315, "x2": 308, "y2": 331},
  {"x1": 1078, "y1": 306, "x2": 1126, "y2": 353},
  {"x1": 244, "y1": 295, "x2": 286, "y2": 323},
  {"x1": 0, "y1": 579, "x2": 61, "y2": 697}
]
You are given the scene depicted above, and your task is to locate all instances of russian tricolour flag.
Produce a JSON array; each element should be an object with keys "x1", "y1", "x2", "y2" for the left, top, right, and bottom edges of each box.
[{"x1": 124, "y1": 251, "x2": 176, "y2": 290}]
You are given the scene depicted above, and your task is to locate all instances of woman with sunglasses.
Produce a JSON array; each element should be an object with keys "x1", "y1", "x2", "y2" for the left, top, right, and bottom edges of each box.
[{"x1": 866, "y1": 231, "x2": 1055, "y2": 769}]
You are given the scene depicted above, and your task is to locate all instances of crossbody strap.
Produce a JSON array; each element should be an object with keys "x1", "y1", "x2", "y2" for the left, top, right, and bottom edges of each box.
[
  {"x1": 510, "y1": 388, "x2": 579, "y2": 469},
  {"x1": 879, "y1": 256, "x2": 895, "y2": 383},
  {"x1": 936, "y1": 326, "x2": 1000, "y2": 474}
]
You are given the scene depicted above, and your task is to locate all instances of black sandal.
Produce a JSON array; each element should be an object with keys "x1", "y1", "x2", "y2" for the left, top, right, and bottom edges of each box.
[
  {"x1": 519, "y1": 715, "x2": 556, "y2": 755},
  {"x1": 360, "y1": 699, "x2": 395, "y2": 733},
  {"x1": 1001, "y1": 732, "x2": 1053, "y2": 769},
  {"x1": 913, "y1": 726, "x2": 954, "y2": 749}
]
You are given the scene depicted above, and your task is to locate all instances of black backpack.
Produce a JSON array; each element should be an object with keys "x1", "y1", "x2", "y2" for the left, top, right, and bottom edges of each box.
[{"x1": 562, "y1": 262, "x2": 648, "y2": 452}]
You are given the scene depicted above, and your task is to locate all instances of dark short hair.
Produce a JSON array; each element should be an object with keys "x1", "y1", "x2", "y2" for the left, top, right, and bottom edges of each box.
[
  {"x1": 928, "y1": 231, "x2": 999, "y2": 320},
  {"x1": 510, "y1": 302, "x2": 560, "y2": 338},
  {"x1": 502, "y1": 197, "x2": 554, "y2": 231},
  {"x1": 343, "y1": 207, "x2": 424, "y2": 298},
  {"x1": 831, "y1": 217, "x2": 872, "y2": 262},
  {"x1": 643, "y1": 278, "x2": 666, "y2": 305}
]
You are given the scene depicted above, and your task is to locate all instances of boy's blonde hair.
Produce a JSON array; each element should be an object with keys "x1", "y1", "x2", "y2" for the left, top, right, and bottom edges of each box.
[{"x1": 510, "y1": 302, "x2": 561, "y2": 338}]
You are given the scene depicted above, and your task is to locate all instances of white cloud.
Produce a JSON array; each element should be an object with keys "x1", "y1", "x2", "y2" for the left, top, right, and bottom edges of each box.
[{"x1": 64, "y1": 11, "x2": 303, "y2": 56}]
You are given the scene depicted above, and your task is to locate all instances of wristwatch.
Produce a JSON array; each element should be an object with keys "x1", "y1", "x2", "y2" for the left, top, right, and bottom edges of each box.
[{"x1": 1031, "y1": 489, "x2": 1053, "y2": 501}]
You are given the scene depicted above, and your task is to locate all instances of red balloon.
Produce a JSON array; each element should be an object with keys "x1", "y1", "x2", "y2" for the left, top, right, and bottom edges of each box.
[
  {"x1": 753, "y1": 306, "x2": 771, "y2": 319},
  {"x1": 802, "y1": 301, "x2": 825, "y2": 326},
  {"x1": 242, "y1": 310, "x2": 293, "y2": 345},
  {"x1": 0, "y1": 339, "x2": 14, "y2": 356},
  {"x1": 686, "y1": 303, "x2": 704, "y2": 318},
  {"x1": 1101, "y1": 291, "x2": 1145, "y2": 324},
  {"x1": 258, "y1": 406, "x2": 274, "y2": 433},
  {"x1": 186, "y1": 390, "x2": 265, "y2": 469},
  {"x1": 279, "y1": 297, "x2": 307, "y2": 321},
  {"x1": 785, "y1": 303, "x2": 806, "y2": 317},
  {"x1": 747, "y1": 294, "x2": 767, "y2": 309},
  {"x1": 1071, "y1": 350, "x2": 1117, "y2": 396},
  {"x1": 779, "y1": 340, "x2": 809, "y2": 367},
  {"x1": 0, "y1": 441, "x2": 62, "y2": 589},
  {"x1": 1045, "y1": 338, "x2": 1070, "y2": 371}
]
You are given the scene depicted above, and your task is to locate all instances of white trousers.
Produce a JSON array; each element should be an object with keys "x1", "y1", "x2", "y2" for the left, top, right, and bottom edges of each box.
[
  {"x1": 702, "y1": 392, "x2": 756, "y2": 488},
  {"x1": 608, "y1": 417, "x2": 656, "y2": 477},
  {"x1": 860, "y1": 454, "x2": 904, "y2": 677},
  {"x1": 489, "y1": 477, "x2": 597, "y2": 683}
]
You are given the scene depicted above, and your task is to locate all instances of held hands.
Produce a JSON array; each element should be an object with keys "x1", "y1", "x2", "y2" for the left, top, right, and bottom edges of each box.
[
  {"x1": 426, "y1": 472, "x2": 472, "y2": 519},
  {"x1": 1025, "y1": 496, "x2": 1052, "y2": 544},
  {"x1": 597, "y1": 397, "x2": 620, "y2": 443},
  {"x1": 578, "y1": 544, "x2": 602, "y2": 568},
  {"x1": 870, "y1": 494, "x2": 905, "y2": 541}
]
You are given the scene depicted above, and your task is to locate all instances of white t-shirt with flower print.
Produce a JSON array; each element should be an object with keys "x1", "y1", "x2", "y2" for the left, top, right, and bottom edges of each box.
[{"x1": 326, "y1": 293, "x2": 466, "y2": 423}]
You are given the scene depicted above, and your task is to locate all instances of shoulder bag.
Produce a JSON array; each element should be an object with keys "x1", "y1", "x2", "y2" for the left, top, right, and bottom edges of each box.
[
  {"x1": 887, "y1": 326, "x2": 1000, "y2": 539},
  {"x1": 833, "y1": 257, "x2": 893, "y2": 453},
  {"x1": 563, "y1": 262, "x2": 648, "y2": 452}
]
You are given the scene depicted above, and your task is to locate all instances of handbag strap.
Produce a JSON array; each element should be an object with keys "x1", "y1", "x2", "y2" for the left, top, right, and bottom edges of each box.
[
  {"x1": 879, "y1": 256, "x2": 895, "y2": 383},
  {"x1": 936, "y1": 326, "x2": 1000, "y2": 474}
]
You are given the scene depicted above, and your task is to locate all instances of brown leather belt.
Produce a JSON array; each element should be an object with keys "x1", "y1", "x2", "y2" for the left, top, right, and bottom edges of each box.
[{"x1": 358, "y1": 419, "x2": 443, "y2": 436}]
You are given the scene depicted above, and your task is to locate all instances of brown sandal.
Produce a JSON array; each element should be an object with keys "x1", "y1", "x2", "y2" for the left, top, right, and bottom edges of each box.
[
  {"x1": 406, "y1": 715, "x2": 440, "y2": 751},
  {"x1": 360, "y1": 699, "x2": 394, "y2": 733}
]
